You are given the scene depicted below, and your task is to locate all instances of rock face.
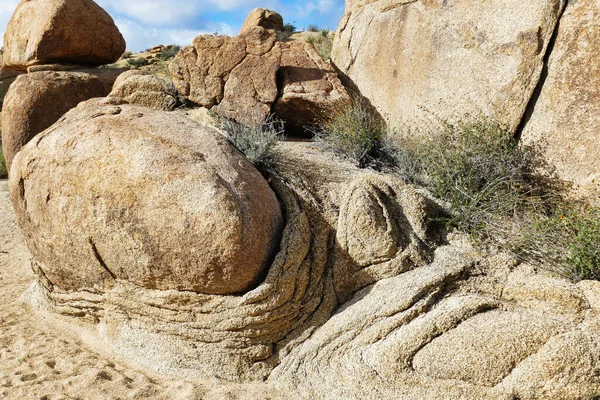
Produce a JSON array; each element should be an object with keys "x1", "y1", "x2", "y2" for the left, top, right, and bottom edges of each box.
[
  {"x1": 274, "y1": 42, "x2": 351, "y2": 133},
  {"x1": 108, "y1": 72, "x2": 179, "y2": 110},
  {"x1": 520, "y1": 0, "x2": 600, "y2": 197},
  {"x1": 169, "y1": 27, "x2": 350, "y2": 131},
  {"x1": 240, "y1": 8, "x2": 284, "y2": 34},
  {"x1": 3, "y1": 0, "x2": 126, "y2": 70},
  {"x1": 9, "y1": 99, "x2": 283, "y2": 295},
  {"x1": 0, "y1": 69, "x2": 23, "y2": 109},
  {"x1": 1, "y1": 68, "x2": 122, "y2": 171},
  {"x1": 332, "y1": 0, "x2": 565, "y2": 134}
]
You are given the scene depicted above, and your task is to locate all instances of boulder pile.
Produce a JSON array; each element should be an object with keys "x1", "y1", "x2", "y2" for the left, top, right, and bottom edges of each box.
[
  {"x1": 169, "y1": 26, "x2": 350, "y2": 134},
  {"x1": 1, "y1": 0, "x2": 127, "y2": 172},
  {"x1": 2, "y1": 1, "x2": 600, "y2": 399}
]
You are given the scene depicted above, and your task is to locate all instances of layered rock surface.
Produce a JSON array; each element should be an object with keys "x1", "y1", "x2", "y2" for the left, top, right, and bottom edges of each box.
[
  {"x1": 2, "y1": 0, "x2": 125, "y2": 70},
  {"x1": 332, "y1": 0, "x2": 565, "y2": 133}
]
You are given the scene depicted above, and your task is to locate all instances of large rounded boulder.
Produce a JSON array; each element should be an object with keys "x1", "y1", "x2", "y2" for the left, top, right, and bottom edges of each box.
[
  {"x1": 3, "y1": 0, "x2": 126, "y2": 70},
  {"x1": 9, "y1": 99, "x2": 284, "y2": 295}
]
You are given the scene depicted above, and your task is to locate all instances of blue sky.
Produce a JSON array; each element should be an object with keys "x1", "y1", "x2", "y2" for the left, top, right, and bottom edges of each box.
[{"x1": 0, "y1": 0, "x2": 345, "y2": 52}]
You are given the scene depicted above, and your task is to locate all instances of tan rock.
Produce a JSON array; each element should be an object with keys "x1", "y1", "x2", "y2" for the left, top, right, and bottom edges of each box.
[
  {"x1": 9, "y1": 99, "x2": 284, "y2": 295},
  {"x1": 334, "y1": 173, "x2": 438, "y2": 299},
  {"x1": 1, "y1": 68, "x2": 123, "y2": 171},
  {"x1": 274, "y1": 42, "x2": 351, "y2": 134},
  {"x1": 0, "y1": 69, "x2": 23, "y2": 110},
  {"x1": 412, "y1": 310, "x2": 572, "y2": 386},
  {"x1": 109, "y1": 74, "x2": 179, "y2": 110},
  {"x1": 169, "y1": 27, "x2": 278, "y2": 116},
  {"x1": 240, "y1": 8, "x2": 284, "y2": 34},
  {"x1": 3, "y1": 0, "x2": 126, "y2": 70},
  {"x1": 170, "y1": 27, "x2": 349, "y2": 129},
  {"x1": 332, "y1": 0, "x2": 565, "y2": 135},
  {"x1": 520, "y1": 0, "x2": 600, "y2": 198}
]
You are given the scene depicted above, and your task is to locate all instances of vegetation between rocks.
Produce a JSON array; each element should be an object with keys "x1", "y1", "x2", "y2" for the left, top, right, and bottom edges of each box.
[
  {"x1": 159, "y1": 45, "x2": 181, "y2": 61},
  {"x1": 387, "y1": 116, "x2": 600, "y2": 281},
  {"x1": 0, "y1": 146, "x2": 7, "y2": 179},
  {"x1": 217, "y1": 112, "x2": 285, "y2": 170},
  {"x1": 310, "y1": 96, "x2": 385, "y2": 168},
  {"x1": 277, "y1": 23, "x2": 296, "y2": 41},
  {"x1": 305, "y1": 29, "x2": 333, "y2": 61},
  {"x1": 127, "y1": 57, "x2": 149, "y2": 68},
  {"x1": 315, "y1": 103, "x2": 600, "y2": 281}
]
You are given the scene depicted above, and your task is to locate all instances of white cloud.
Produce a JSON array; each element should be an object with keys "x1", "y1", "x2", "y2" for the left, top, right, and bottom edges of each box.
[
  {"x1": 115, "y1": 18, "x2": 235, "y2": 52},
  {"x1": 96, "y1": 0, "x2": 283, "y2": 26},
  {"x1": 0, "y1": 0, "x2": 19, "y2": 48}
]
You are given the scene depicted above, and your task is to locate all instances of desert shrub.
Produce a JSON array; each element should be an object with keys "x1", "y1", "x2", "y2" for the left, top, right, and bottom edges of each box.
[
  {"x1": 0, "y1": 146, "x2": 7, "y2": 179},
  {"x1": 160, "y1": 45, "x2": 181, "y2": 61},
  {"x1": 310, "y1": 97, "x2": 385, "y2": 167},
  {"x1": 389, "y1": 115, "x2": 600, "y2": 281},
  {"x1": 307, "y1": 24, "x2": 320, "y2": 32},
  {"x1": 392, "y1": 117, "x2": 544, "y2": 234},
  {"x1": 278, "y1": 22, "x2": 296, "y2": 41},
  {"x1": 127, "y1": 57, "x2": 149, "y2": 68},
  {"x1": 305, "y1": 30, "x2": 333, "y2": 61},
  {"x1": 513, "y1": 203, "x2": 600, "y2": 281},
  {"x1": 120, "y1": 50, "x2": 133, "y2": 59},
  {"x1": 217, "y1": 111, "x2": 284, "y2": 169},
  {"x1": 283, "y1": 23, "x2": 296, "y2": 32}
]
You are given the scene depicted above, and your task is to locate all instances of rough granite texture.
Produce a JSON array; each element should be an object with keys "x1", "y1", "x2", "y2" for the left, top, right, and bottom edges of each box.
[
  {"x1": 331, "y1": 0, "x2": 566, "y2": 134},
  {"x1": 520, "y1": 0, "x2": 600, "y2": 198},
  {"x1": 2, "y1": 0, "x2": 126, "y2": 70},
  {"x1": 1, "y1": 68, "x2": 123, "y2": 171},
  {"x1": 9, "y1": 99, "x2": 284, "y2": 295}
]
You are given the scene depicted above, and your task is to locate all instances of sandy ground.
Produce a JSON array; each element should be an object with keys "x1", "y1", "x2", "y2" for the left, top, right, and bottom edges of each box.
[{"x1": 0, "y1": 180, "x2": 286, "y2": 400}]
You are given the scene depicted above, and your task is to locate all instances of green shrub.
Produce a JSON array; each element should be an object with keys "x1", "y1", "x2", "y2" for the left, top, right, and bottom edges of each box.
[
  {"x1": 307, "y1": 24, "x2": 320, "y2": 32},
  {"x1": 389, "y1": 114, "x2": 600, "y2": 281},
  {"x1": 305, "y1": 30, "x2": 333, "y2": 61},
  {"x1": 513, "y1": 203, "x2": 600, "y2": 281},
  {"x1": 127, "y1": 57, "x2": 149, "y2": 68},
  {"x1": 283, "y1": 23, "x2": 296, "y2": 32},
  {"x1": 120, "y1": 50, "x2": 133, "y2": 59},
  {"x1": 0, "y1": 146, "x2": 7, "y2": 179},
  {"x1": 217, "y1": 111, "x2": 284, "y2": 170},
  {"x1": 392, "y1": 117, "x2": 543, "y2": 235},
  {"x1": 160, "y1": 45, "x2": 181, "y2": 61},
  {"x1": 311, "y1": 97, "x2": 385, "y2": 167}
]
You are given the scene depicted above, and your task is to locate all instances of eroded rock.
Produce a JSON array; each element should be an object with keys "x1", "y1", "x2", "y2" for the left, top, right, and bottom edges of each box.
[
  {"x1": 1, "y1": 68, "x2": 123, "y2": 171},
  {"x1": 520, "y1": 0, "x2": 600, "y2": 198},
  {"x1": 3, "y1": 0, "x2": 126, "y2": 70},
  {"x1": 240, "y1": 8, "x2": 284, "y2": 34},
  {"x1": 169, "y1": 27, "x2": 349, "y2": 129},
  {"x1": 9, "y1": 99, "x2": 284, "y2": 295},
  {"x1": 108, "y1": 73, "x2": 179, "y2": 110},
  {"x1": 332, "y1": 0, "x2": 566, "y2": 134}
]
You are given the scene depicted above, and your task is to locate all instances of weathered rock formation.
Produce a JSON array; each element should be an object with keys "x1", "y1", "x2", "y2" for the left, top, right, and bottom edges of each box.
[
  {"x1": 10, "y1": 99, "x2": 283, "y2": 295},
  {"x1": 332, "y1": 0, "x2": 565, "y2": 133},
  {"x1": 240, "y1": 8, "x2": 284, "y2": 34},
  {"x1": 108, "y1": 72, "x2": 179, "y2": 110},
  {"x1": 11, "y1": 136, "x2": 600, "y2": 398},
  {"x1": 2, "y1": 0, "x2": 125, "y2": 70},
  {"x1": 1, "y1": 68, "x2": 123, "y2": 170},
  {"x1": 520, "y1": 0, "x2": 600, "y2": 197},
  {"x1": 0, "y1": 69, "x2": 23, "y2": 109},
  {"x1": 169, "y1": 26, "x2": 349, "y2": 133}
]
